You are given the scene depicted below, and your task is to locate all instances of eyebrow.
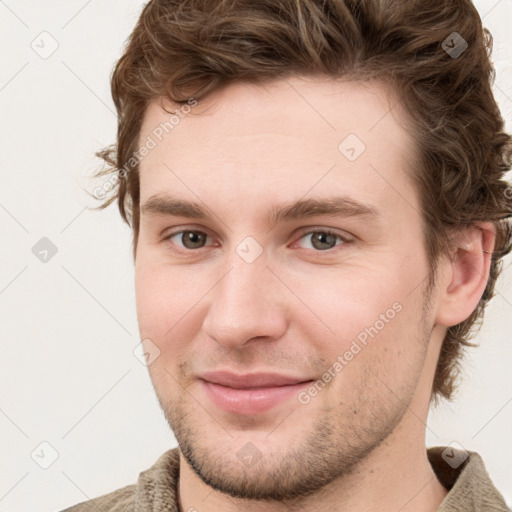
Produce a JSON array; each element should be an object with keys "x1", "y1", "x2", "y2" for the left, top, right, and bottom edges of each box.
[{"x1": 140, "y1": 194, "x2": 380, "y2": 226}]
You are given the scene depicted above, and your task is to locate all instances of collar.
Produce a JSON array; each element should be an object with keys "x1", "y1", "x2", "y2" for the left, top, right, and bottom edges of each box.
[{"x1": 133, "y1": 446, "x2": 509, "y2": 511}]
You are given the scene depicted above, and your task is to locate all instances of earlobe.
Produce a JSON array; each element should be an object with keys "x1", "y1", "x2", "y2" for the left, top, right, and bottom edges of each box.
[{"x1": 435, "y1": 222, "x2": 496, "y2": 327}]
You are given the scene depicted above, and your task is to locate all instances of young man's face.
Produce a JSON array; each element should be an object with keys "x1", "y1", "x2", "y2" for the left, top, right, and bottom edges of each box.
[{"x1": 134, "y1": 76, "x2": 444, "y2": 500}]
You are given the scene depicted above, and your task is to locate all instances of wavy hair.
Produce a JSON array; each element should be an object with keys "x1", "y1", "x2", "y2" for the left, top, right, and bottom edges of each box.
[{"x1": 92, "y1": 0, "x2": 512, "y2": 402}]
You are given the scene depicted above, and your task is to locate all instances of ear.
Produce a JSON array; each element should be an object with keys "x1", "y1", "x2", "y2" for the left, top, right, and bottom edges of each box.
[{"x1": 435, "y1": 222, "x2": 496, "y2": 327}]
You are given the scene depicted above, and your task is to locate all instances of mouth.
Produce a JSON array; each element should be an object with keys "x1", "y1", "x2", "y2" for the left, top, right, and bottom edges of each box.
[{"x1": 198, "y1": 371, "x2": 314, "y2": 415}]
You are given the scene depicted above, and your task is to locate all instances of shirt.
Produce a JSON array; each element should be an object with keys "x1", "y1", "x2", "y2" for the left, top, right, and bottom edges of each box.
[{"x1": 60, "y1": 446, "x2": 511, "y2": 511}]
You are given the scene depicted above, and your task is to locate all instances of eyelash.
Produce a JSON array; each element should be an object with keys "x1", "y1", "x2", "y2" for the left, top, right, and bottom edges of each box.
[{"x1": 162, "y1": 227, "x2": 350, "y2": 254}]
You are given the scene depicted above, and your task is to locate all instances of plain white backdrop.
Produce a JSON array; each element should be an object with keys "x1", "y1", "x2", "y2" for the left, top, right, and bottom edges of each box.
[{"x1": 0, "y1": 1, "x2": 511, "y2": 511}]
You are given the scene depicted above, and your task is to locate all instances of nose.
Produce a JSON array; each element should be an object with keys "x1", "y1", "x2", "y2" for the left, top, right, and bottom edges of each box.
[{"x1": 202, "y1": 252, "x2": 288, "y2": 350}]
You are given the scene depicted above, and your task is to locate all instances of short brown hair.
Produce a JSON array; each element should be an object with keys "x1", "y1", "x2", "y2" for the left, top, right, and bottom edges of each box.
[{"x1": 92, "y1": 0, "x2": 512, "y2": 402}]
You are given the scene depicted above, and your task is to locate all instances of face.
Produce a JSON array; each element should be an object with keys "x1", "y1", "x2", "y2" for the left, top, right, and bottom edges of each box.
[{"x1": 135, "y1": 76, "x2": 438, "y2": 501}]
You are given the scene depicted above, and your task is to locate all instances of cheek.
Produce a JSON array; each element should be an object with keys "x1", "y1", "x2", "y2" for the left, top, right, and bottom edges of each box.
[
  {"x1": 284, "y1": 263, "x2": 405, "y2": 334},
  {"x1": 135, "y1": 261, "x2": 207, "y2": 388},
  {"x1": 283, "y1": 257, "x2": 427, "y2": 374},
  {"x1": 134, "y1": 258, "x2": 203, "y2": 340}
]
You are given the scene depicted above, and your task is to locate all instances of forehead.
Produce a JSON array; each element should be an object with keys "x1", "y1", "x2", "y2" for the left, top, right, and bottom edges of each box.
[
  {"x1": 137, "y1": 76, "x2": 418, "y2": 217},
  {"x1": 140, "y1": 76, "x2": 412, "y2": 149}
]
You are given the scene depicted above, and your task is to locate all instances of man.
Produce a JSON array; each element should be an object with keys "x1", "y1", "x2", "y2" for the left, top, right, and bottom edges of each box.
[{"x1": 64, "y1": 0, "x2": 511, "y2": 510}]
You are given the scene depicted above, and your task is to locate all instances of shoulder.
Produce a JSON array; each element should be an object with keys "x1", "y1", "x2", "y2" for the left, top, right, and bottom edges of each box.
[
  {"x1": 58, "y1": 483, "x2": 136, "y2": 511},
  {"x1": 428, "y1": 446, "x2": 511, "y2": 511},
  {"x1": 58, "y1": 448, "x2": 180, "y2": 512}
]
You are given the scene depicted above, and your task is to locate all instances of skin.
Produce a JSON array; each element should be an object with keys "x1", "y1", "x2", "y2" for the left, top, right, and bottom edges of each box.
[{"x1": 134, "y1": 75, "x2": 495, "y2": 512}]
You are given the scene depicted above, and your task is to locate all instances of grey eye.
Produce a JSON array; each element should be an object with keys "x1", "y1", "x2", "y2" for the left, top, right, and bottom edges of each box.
[
  {"x1": 171, "y1": 230, "x2": 208, "y2": 249},
  {"x1": 297, "y1": 231, "x2": 344, "y2": 251}
]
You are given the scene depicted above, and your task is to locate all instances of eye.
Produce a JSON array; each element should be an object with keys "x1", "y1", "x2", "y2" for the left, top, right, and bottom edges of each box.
[
  {"x1": 162, "y1": 228, "x2": 350, "y2": 253},
  {"x1": 294, "y1": 229, "x2": 348, "y2": 251},
  {"x1": 165, "y1": 230, "x2": 211, "y2": 251}
]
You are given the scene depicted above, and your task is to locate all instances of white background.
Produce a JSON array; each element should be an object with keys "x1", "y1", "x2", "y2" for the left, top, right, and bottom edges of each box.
[{"x1": 0, "y1": 1, "x2": 511, "y2": 511}]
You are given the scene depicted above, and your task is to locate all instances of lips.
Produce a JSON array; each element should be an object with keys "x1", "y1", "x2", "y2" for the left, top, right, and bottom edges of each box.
[
  {"x1": 199, "y1": 371, "x2": 311, "y2": 389},
  {"x1": 198, "y1": 371, "x2": 314, "y2": 415}
]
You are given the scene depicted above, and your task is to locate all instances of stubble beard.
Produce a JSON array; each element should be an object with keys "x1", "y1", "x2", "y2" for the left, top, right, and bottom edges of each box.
[{"x1": 152, "y1": 284, "x2": 435, "y2": 503}]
